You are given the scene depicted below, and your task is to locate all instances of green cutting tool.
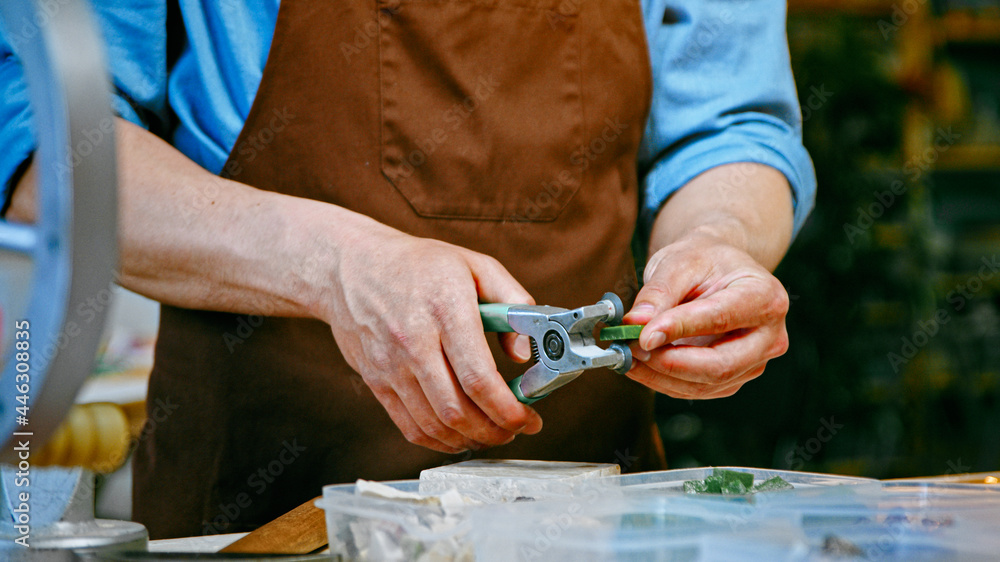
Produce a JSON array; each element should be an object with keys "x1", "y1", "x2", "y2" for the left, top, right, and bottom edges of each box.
[{"x1": 479, "y1": 292, "x2": 632, "y2": 404}]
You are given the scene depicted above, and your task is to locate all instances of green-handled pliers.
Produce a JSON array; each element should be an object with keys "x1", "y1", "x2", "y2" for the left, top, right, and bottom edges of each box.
[{"x1": 479, "y1": 292, "x2": 632, "y2": 404}]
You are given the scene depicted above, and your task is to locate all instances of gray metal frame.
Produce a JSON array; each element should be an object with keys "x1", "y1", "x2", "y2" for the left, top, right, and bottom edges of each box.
[{"x1": 0, "y1": 0, "x2": 118, "y2": 458}]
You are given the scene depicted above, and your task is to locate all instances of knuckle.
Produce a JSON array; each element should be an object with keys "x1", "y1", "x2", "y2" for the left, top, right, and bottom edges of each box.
[
  {"x1": 456, "y1": 368, "x2": 489, "y2": 397},
  {"x1": 765, "y1": 283, "x2": 791, "y2": 319},
  {"x1": 387, "y1": 325, "x2": 417, "y2": 354},
  {"x1": 438, "y1": 405, "x2": 466, "y2": 429},
  {"x1": 637, "y1": 282, "x2": 672, "y2": 305},
  {"x1": 772, "y1": 331, "x2": 790, "y2": 357},
  {"x1": 365, "y1": 378, "x2": 390, "y2": 395},
  {"x1": 367, "y1": 351, "x2": 394, "y2": 374},
  {"x1": 422, "y1": 421, "x2": 448, "y2": 440},
  {"x1": 499, "y1": 406, "x2": 529, "y2": 430},
  {"x1": 709, "y1": 302, "x2": 731, "y2": 330},
  {"x1": 402, "y1": 429, "x2": 432, "y2": 448}
]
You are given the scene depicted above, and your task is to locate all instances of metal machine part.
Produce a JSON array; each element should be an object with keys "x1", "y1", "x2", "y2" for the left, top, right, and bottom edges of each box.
[
  {"x1": 0, "y1": 0, "x2": 146, "y2": 557},
  {"x1": 0, "y1": 0, "x2": 118, "y2": 458},
  {"x1": 482, "y1": 292, "x2": 633, "y2": 403}
]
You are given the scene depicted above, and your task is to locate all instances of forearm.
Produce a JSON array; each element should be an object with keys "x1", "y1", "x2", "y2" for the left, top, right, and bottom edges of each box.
[
  {"x1": 648, "y1": 162, "x2": 794, "y2": 272},
  {"x1": 9, "y1": 118, "x2": 365, "y2": 319}
]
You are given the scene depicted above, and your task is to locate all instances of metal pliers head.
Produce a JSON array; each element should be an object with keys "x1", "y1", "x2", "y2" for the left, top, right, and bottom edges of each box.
[{"x1": 480, "y1": 292, "x2": 633, "y2": 404}]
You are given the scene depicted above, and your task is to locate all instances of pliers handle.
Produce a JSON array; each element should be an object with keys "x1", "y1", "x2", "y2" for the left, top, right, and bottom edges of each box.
[{"x1": 480, "y1": 292, "x2": 633, "y2": 404}]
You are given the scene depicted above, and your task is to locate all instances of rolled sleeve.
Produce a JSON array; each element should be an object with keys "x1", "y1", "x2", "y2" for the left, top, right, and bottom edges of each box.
[{"x1": 639, "y1": 0, "x2": 817, "y2": 238}]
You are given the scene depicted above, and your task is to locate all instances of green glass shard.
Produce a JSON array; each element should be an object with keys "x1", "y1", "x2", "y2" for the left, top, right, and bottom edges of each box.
[
  {"x1": 751, "y1": 476, "x2": 794, "y2": 492},
  {"x1": 713, "y1": 469, "x2": 754, "y2": 490},
  {"x1": 599, "y1": 324, "x2": 645, "y2": 341}
]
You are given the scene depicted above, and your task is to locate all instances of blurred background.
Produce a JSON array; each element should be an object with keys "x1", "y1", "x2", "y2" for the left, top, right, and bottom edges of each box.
[{"x1": 658, "y1": 0, "x2": 1000, "y2": 479}]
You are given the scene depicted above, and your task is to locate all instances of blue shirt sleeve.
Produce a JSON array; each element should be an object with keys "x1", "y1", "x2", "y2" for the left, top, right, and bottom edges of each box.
[
  {"x1": 0, "y1": 0, "x2": 167, "y2": 209},
  {"x1": 638, "y1": 0, "x2": 817, "y2": 239}
]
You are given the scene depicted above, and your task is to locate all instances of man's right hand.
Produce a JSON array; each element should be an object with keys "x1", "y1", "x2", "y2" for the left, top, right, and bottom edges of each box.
[
  {"x1": 316, "y1": 221, "x2": 543, "y2": 453},
  {"x1": 9, "y1": 118, "x2": 543, "y2": 454}
]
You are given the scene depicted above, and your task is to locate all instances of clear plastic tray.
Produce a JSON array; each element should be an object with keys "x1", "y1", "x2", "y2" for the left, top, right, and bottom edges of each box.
[
  {"x1": 610, "y1": 467, "x2": 879, "y2": 493},
  {"x1": 765, "y1": 481, "x2": 1000, "y2": 560},
  {"x1": 315, "y1": 469, "x2": 1000, "y2": 561},
  {"x1": 467, "y1": 491, "x2": 811, "y2": 561},
  {"x1": 316, "y1": 477, "x2": 613, "y2": 561}
]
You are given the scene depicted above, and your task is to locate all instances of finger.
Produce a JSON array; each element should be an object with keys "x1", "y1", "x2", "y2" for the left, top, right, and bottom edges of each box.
[
  {"x1": 624, "y1": 250, "x2": 695, "y2": 325},
  {"x1": 499, "y1": 333, "x2": 533, "y2": 363},
  {"x1": 446, "y1": 255, "x2": 543, "y2": 434},
  {"x1": 640, "y1": 278, "x2": 788, "y2": 352},
  {"x1": 627, "y1": 361, "x2": 765, "y2": 399},
  {"x1": 634, "y1": 327, "x2": 787, "y2": 384},
  {"x1": 412, "y1": 345, "x2": 519, "y2": 446},
  {"x1": 439, "y1": 314, "x2": 543, "y2": 435},
  {"x1": 376, "y1": 388, "x2": 467, "y2": 454},
  {"x1": 394, "y1": 379, "x2": 486, "y2": 451},
  {"x1": 465, "y1": 252, "x2": 536, "y2": 307}
]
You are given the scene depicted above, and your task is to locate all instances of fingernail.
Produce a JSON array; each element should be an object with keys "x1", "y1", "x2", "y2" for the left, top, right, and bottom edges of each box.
[
  {"x1": 631, "y1": 303, "x2": 654, "y2": 315},
  {"x1": 643, "y1": 331, "x2": 666, "y2": 351},
  {"x1": 633, "y1": 347, "x2": 651, "y2": 362},
  {"x1": 514, "y1": 335, "x2": 532, "y2": 361}
]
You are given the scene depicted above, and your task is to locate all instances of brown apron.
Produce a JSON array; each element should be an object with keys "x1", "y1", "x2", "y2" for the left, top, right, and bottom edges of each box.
[{"x1": 134, "y1": 0, "x2": 659, "y2": 539}]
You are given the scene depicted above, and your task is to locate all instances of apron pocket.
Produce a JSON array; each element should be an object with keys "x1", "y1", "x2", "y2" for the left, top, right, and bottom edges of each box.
[{"x1": 378, "y1": 0, "x2": 584, "y2": 221}]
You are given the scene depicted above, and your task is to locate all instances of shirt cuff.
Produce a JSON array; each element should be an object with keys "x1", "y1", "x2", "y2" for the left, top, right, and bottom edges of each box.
[{"x1": 641, "y1": 121, "x2": 817, "y2": 240}]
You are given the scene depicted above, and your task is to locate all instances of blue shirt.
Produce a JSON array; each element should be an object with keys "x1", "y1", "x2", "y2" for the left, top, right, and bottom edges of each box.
[{"x1": 0, "y1": 0, "x2": 815, "y2": 235}]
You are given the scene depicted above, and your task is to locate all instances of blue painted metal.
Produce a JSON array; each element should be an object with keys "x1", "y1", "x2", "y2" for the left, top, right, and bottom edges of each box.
[{"x1": 0, "y1": 0, "x2": 118, "y2": 457}]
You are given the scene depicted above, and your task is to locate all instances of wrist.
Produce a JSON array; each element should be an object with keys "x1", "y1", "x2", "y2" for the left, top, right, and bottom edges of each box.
[{"x1": 4, "y1": 156, "x2": 36, "y2": 223}]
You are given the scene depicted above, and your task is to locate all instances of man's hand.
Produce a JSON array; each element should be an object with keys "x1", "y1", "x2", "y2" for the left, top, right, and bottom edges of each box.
[
  {"x1": 320, "y1": 222, "x2": 543, "y2": 453},
  {"x1": 625, "y1": 162, "x2": 794, "y2": 399},
  {"x1": 7, "y1": 118, "x2": 542, "y2": 454},
  {"x1": 624, "y1": 232, "x2": 789, "y2": 398}
]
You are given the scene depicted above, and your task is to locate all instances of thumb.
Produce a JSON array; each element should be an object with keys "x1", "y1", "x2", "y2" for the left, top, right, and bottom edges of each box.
[
  {"x1": 625, "y1": 252, "x2": 687, "y2": 352},
  {"x1": 625, "y1": 252, "x2": 678, "y2": 325},
  {"x1": 465, "y1": 252, "x2": 536, "y2": 363}
]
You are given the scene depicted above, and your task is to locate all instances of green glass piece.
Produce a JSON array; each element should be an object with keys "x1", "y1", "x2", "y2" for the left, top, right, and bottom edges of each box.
[
  {"x1": 702, "y1": 475, "x2": 723, "y2": 494},
  {"x1": 721, "y1": 479, "x2": 749, "y2": 495},
  {"x1": 751, "y1": 476, "x2": 794, "y2": 492},
  {"x1": 713, "y1": 469, "x2": 755, "y2": 490},
  {"x1": 599, "y1": 324, "x2": 645, "y2": 341},
  {"x1": 683, "y1": 480, "x2": 709, "y2": 494}
]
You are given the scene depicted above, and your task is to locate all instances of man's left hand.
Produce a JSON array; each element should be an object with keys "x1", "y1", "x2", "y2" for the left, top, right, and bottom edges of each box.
[{"x1": 623, "y1": 231, "x2": 790, "y2": 399}]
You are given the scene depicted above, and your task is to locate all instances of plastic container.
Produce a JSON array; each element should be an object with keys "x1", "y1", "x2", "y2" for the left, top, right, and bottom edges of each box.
[
  {"x1": 768, "y1": 482, "x2": 1000, "y2": 560},
  {"x1": 316, "y1": 477, "x2": 618, "y2": 561},
  {"x1": 467, "y1": 492, "x2": 811, "y2": 561},
  {"x1": 316, "y1": 469, "x2": 1000, "y2": 561}
]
